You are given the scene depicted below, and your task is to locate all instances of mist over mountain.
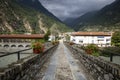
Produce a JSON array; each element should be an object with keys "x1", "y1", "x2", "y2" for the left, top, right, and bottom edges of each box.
[
  {"x1": 40, "y1": 0, "x2": 115, "y2": 21},
  {"x1": 67, "y1": 0, "x2": 120, "y2": 31}
]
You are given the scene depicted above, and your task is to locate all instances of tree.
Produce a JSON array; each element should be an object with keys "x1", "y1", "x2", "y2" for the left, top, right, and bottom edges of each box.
[
  {"x1": 111, "y1": 31, "x2": 120, "y2": 47},
  {"x1": 44, "y1": 29, "x2": 51, "y2": 41},
  {"x1": 83, "y1": 44, "x2": 100, "y2": 56},
  {"x1": 65, "y1": 35, "x2": 70, "y2": 41}
]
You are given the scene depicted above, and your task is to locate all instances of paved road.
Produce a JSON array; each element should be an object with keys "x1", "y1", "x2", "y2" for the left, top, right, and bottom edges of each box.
[{"x1": 42, "y1": 40, "x2": 87, "y2": 80}]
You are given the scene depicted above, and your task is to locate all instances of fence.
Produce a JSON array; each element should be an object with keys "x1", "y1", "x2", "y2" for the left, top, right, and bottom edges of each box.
[{"x1": 0, "y1": 48, "x2": 32, "y2": 60}]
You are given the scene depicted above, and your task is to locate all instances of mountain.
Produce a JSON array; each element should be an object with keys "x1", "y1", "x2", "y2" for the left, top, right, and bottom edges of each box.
[
  {"x1": 64, "y1": 17, "x2": 77, "y2": 28},
  {"x1": 0, "y1": 0, "x2": 72, "y2": 34},
  {"x1": 18, "y1": 0, "x2": 61, "y2": 22},
  {"x1": 70, "y1": 0, "x2": 120, "y2": 31}
]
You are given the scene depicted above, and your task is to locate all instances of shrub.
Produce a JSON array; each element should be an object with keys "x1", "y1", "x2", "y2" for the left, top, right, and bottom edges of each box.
[
  {"x1": 52, "y1": 41, "x2": 59, "y2": 45},
  {"x1": 69, "y1": 42, "x2": 74, "y2": 45},
  {"x1": 32, "y1": 42, "x2": 43, "y2": 49},
  {"x1": 111, "y1": 31, "x2": 120, "y2": 47},
  {"x1": 84, "y1": 44, "x2": 100, "y2": 56},
  {"x1": 32, "y1": 42, "x2": 44, "y2": 54}
]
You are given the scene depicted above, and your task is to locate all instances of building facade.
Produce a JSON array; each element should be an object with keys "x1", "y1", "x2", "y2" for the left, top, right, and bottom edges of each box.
[
  {"x1": 70, "y1": 32, "x2": 112, "y2": 47},
  {"x1": 0, "y1": 34, "x2": 44, "y2": 48}
]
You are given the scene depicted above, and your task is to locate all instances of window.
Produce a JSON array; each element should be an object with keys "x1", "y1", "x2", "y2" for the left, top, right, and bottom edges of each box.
[
  {"x1": 98, "y1": 39, "x2": 104, "y2": 41},
  {"x1": 97, "y1": 36, "x2": 104, "y2": 38},
  {"x1": 11, "y1": 45, "x2": 16, "y2": 47},
  {"x1": 26, "y1": 45, "x2": 31, "y2": 47},
  {"x1": 106, "y1": 39, "x2": 110, "y2": 41},
  {"x1": 3, "y1": 39, "x2": 9, "y2": 43},
  {"x1": 97, "y1": 36, "x2": 104, "y2": 41},
  {"x1": 18, "y1": 45, "x2": 24, "y2": 47},
  {"x1": 79, "y1": 40, "x2": 83, "y2": 43},
  {"x1": 0, "y1": 39, "x2": 2, "y2": 42},
  {"x1": 72, "y1": 39, "x2": 75, "y2": 41},
  {"x1": 4, "y1": 45, "x2": 9, "y2": 47},
  {"x1": 92, "y1": 40, "x2": 94, "y2": 43}
]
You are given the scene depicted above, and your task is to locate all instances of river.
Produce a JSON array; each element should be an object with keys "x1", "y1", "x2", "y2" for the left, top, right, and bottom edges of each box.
[
  {"x1": 0, "y1": 47, "x2": 33, "y2": 68},
  {"x1": 0, "y1": 53, "x2": 33, "y2": 68}
]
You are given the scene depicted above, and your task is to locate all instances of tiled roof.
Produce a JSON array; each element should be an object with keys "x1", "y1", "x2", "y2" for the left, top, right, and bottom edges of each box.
[
  {"x1": 0, "y1": 34, "x2": 44, "y2": 39},
  {"x1": 71, "y1": 32, "x2": 112, "y2": 36}
]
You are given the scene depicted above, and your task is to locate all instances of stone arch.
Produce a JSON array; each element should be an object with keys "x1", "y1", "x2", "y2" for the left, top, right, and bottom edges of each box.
[
  {"x1": 25, "y1": 45, "x2": 31, "y2": 47},
  {"x1": 4, "y1": 44, "x2": 9, "y2": 47},
  {"x1": 18, "y1": 45, "x2": 24, "y2": 47},
  {"x1": 11, "y1": 45, "x2": 16, "y2": 47}
]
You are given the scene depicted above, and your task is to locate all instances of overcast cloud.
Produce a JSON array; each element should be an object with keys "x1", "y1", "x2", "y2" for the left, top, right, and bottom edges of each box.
[{"x1": 39, "y1": 0, "x2": 115, "y2": 21}]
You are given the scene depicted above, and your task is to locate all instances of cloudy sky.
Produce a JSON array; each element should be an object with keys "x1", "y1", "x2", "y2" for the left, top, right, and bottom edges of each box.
[{"x1": 39, "y1": 0, "x2": 115, "y2": 21}]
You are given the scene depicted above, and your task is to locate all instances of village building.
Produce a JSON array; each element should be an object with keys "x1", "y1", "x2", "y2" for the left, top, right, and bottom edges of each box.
[
  {"x1": 48, "y1": 35, "x2": 55, "y2": 41},
  {"x1": 0, "y1": 34, "x2": 44, "y2": 48},
  {"x1": 70, "y1": 32, "x2": 112, "y2": 47}
]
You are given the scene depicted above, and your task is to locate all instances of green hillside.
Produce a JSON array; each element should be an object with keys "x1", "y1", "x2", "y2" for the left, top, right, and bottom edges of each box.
[{"x1": 0, "y1": 0, "x2": 72, "y2": 34}]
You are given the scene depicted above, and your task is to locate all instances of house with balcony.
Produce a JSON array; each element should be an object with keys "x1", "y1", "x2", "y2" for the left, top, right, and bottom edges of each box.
[{"x1": 70, "y1": 32, "x2": 112, "y2": 47}]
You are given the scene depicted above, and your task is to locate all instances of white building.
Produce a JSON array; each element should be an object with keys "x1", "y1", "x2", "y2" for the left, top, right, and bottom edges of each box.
[
  {"x1": 70, "y1": 32, "x2": 112, "y2": 47},
  {"x1": 48, "y1": 35, "x2": 55, "y2": 41}
]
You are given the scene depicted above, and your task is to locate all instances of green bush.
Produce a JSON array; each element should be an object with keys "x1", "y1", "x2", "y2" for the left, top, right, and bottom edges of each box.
[
  {"x1": 84, "y1": 44, "x2": 100, "y2": 57},
  {"x1": 111, "y1": 31, "x2": 120, "y2": 47},
  {"x1": 52, "y1": 41, "x2": 59, "y2": 45},
  {"x1": 69, "y1": 42, "x2": 74, "y2": 45}
]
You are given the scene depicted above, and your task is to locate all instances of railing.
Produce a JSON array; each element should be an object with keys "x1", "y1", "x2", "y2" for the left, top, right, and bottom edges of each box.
[
  {"x1": 100, "y1": 49, "x2": 120, "y2": 62},
  {"x1": 0, "y1": 48, "x2": 32, "y2": 60},
  {"x1": 0, "y1": 44, "x2": 58, "y2": 80},
  {"x1": 72, "y1": 44, "x2": 120, "y2": 62}
]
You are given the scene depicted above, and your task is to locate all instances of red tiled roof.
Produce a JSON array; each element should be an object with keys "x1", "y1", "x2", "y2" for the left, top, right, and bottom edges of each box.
[
  {"x1": 0, "y1": 34, "x2": 44, "y2": 39},
  {"x1": 71, "y1": 32, "x2": 112, "y2": 36}
]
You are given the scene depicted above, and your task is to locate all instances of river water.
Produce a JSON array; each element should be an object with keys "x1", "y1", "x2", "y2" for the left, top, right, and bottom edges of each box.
[
  {"x1": 100, "y1": 56, "x2": 120, "y2": 65},
  {"x1": 0, "y1": 53, "x2": 33, "y2": 68},
  {"x1": 0, "y1": 48, "x2": 33, "y2": 68}
]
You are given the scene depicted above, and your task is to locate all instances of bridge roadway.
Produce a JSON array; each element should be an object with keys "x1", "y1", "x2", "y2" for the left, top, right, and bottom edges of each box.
[{"x1": 36, "y1": 40, "x2": 91, "y2": 80}]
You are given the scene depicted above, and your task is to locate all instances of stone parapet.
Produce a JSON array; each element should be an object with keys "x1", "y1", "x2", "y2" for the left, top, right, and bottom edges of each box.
[
  {"x1": 0, "y1": 44, "x2": 58, "y2": 80},
  {"x1": 65, "y1": 43, "x2": 120, "y2": 80}
]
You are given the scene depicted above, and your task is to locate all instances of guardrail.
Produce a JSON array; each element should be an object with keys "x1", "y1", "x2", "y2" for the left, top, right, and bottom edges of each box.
[
  {"x1": 100, "y1": 49, "x2": 120, "y2": 62},
  {"x1": 0, "y1": 48, "x2": 32, "y2": 60},
  {"x1": 70, "y1": 43, "x2": 120, "y2": 62}
]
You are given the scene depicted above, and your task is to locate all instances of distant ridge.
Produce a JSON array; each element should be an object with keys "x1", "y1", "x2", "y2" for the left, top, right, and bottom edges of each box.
[{"x1": 66, "y1": 0, "x2": 120, "y2": 31}]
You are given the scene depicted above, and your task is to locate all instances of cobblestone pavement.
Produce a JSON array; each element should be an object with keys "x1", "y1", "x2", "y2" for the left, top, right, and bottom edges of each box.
[{"x1": 41, "y1": 40, "x2": 88, "y2": 80}]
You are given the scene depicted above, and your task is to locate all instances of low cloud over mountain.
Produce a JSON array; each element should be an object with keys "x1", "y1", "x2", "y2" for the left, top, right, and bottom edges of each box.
[{"x1": 39, "y1": 0, "x2": 115, "y2": 21}]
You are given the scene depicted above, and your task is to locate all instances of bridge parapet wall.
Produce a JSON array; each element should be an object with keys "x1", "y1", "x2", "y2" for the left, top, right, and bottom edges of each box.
[
  {"x1": 65, "y1": 43, "x2": 120, "y2": 80},
  {"x1": 0, "y1": 44, "x2": 58, "y2": 80}
]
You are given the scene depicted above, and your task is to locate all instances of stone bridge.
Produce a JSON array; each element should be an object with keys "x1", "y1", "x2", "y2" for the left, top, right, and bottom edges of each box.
[{"x1": 0, "y1": 41, "x2": 120, "y2": 80}]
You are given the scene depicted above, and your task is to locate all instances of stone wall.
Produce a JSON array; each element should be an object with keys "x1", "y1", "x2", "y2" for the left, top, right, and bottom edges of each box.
[
  {"x1": 65, "y1": 43, "x2": 120, "y2": 80},
  {"x1": 0, "y1": 45, "x2": 58, "y2": 80}
]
